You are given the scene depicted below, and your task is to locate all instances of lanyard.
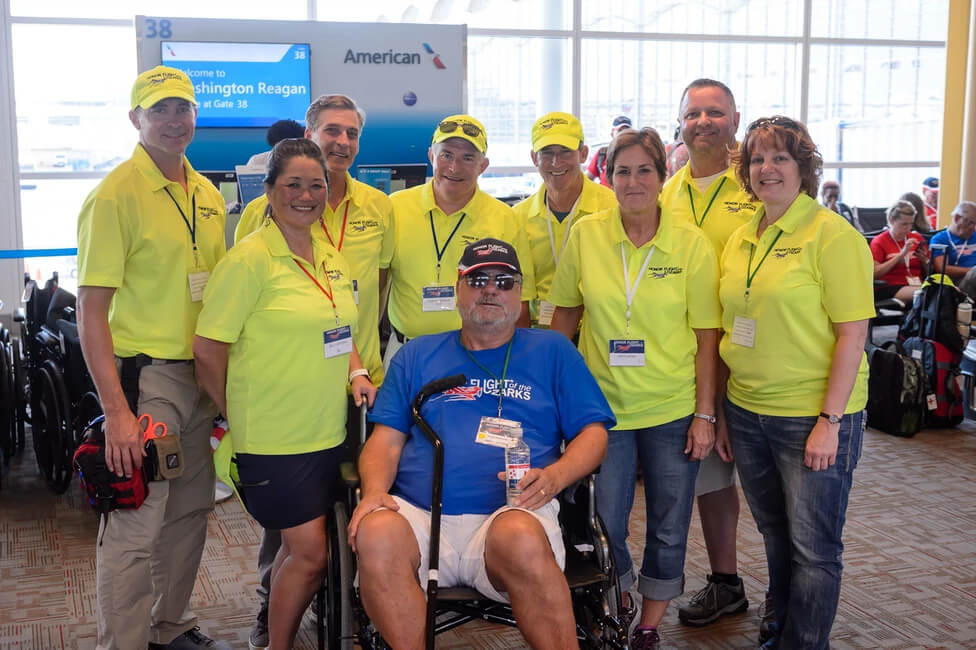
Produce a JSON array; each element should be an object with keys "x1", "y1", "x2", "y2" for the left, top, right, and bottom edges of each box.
[
  {"x1": 545, "y1": 191, "x2": 582, "y2": 265},
  {"x1": 687, "y1": 176, "x2": 727, "y2": 228},
  {"x1": 745, "y1": 229, "x2": 785, "y2": 303},
  {"x1": 293, "y1": 257, "x2": 340, "y2": 326},
  {"x1": 620, "y1": 242, "x2": 656, "y2": 335},
  {"x1": 321, "y1": 200, "x2": 350, "y2": 252},
  {"x1": 429, "y1": 210, "x2": 466, "y2": 282},
  {"x1": 462, "y1": 333, "x2": 515, "y2": 417},
  {"x1": 163, "y1": 187, "x2": 198, "y2": 265}
]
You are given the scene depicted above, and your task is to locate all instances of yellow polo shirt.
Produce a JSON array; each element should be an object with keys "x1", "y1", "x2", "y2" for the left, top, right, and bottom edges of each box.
[
  {"x1": 196, "y1": 220, "x2": 357, "y2": 454},
  {"x1": 659, "y1": 163, "x2": 758, "y2": 255},
  {"x1": 719, "y1": 192, "x2": 874, "y2": 416},
  {"x1": 77, "y1": 144, "x2": 226, "y2": 359},
  {"x1": 234, "y1": 173, "x2": 393, "y2": 384},
  {"x1": 549, "y1": 206, "x2": 721, "y2": 429},
  {"x1": 513, "y1": 176, "x2": 617, "y2": 314},
  {"x1": 388, "y1": 181, "x2": 535, "y2": 339}
]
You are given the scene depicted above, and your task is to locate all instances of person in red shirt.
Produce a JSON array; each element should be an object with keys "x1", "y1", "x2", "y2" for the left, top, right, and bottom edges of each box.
[{"x1": 870, "y1": 199, "x2": 929, "y2": 303}]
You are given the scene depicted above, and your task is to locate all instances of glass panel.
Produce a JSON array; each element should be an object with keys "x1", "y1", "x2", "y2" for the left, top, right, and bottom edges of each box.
[
  {"x1": 468, "y1": 36, "x2": 572, "y2": 167},
  {"x1": 13, "y1": 24, "x2": 137, "y2": 174},
  {"x1": 10, "y1": 0, "x2": 308, "y2": 20},
  {"x1": 810, "y1": 0, "x2": 949, "y2": 41},
  {"x1": 580, "y1": 39, "x2": 802, "y2": 150},
  {"x1": 318, "y1": 0, "x2": 572, "y2": 29},
  {"x1": 821, "y1": 167, "x2": 939, "y2": 210},
  {"x1": 582, "y1": 0, "x2": 804, "y2": 36},
  {"x1": 806, "y1": 45, "x2": 945, "y2": 163}
]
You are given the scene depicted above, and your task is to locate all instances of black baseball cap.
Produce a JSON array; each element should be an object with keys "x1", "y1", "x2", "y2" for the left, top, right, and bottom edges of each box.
[
  {"x1": 458, "y1": 238, "x2": 522, "y2": 276},
  {"x1": 612, "y1": 115, "x2": 632, "y2": 128}
]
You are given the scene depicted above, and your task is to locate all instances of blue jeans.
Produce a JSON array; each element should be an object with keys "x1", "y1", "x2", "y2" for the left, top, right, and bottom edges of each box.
[
  {"x1": 594, "y1": 415, "x2": 699, "y2": 601},
  {"x1": 725, "y1": 399, "x2": 864, "y2": 650}
]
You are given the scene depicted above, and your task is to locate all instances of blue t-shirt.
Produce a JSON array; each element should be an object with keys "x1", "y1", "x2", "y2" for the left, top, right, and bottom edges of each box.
[
  {"x1": 930, "y1": 229, "x2": 976, "y2": 267},
  {"x1": 371, "y1": 328, "x2": 616, "y2": 515}
]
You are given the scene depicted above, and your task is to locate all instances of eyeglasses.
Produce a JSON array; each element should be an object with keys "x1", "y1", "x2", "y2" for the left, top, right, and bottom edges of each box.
[
  {"x1": 463, "y1": 273, "x2": 520, "y2": 291},
  {"x1": 438, "y1": 120, "x2": 483, "y2": 139},
  {"x1": 536, "y1": 148, "x2": 578, "y2": 165},
  {"x1": 747, "y1": 116, "x2": 801, "y2": 132}
]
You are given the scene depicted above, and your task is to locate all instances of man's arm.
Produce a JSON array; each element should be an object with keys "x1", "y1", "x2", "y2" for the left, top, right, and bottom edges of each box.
[
  {"x1": 78, "y1": 286, "x2": 143, "y2": 477},
  {"x1": 932, "y1": 254, "x2": 969, "y2": 280},
  {"x1": 550, "y1": 305, "x2": 583, "y2": 341},
  {"x1": 511, "y1": 422, "x2": 608, "y2": 511},
  {"x1": 193, "y1": 335, "x2": 229, "y2": 418},
  {"x1": 347, "y1": 423, "x2": 409, "y2": 551}
]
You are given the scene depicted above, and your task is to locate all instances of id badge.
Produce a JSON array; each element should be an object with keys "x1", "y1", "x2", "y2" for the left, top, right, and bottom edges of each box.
[
  {"x1": 323, "y1": 325, "x2": 353, "y2": 358},
  {"x1": 609, "y1": 339, "x2": 646, "y2": 366},
  {"x1": 907, "y1": 276, "x2": 922, "y2": 287},
  {"x1": 352, "y1": 279, "x2": 360, "y2": 305},
  {"x1": 188, "y1": 271, "x2": 210, "y2": 302},
  {"x1": 422, "y1": 285, "x2": 456, "y2": 311},
  {"x1": 475, "y1": 416, "x2": 523, "y2": 448},
  {"x1": 537, "y1": 300, "x2": 555, "y2": 327},
  {"x1": 731, "y1": 314, "x2": 756, "y2": 348}
]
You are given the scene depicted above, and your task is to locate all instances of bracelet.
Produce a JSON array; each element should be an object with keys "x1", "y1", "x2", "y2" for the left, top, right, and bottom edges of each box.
[
  {"x1": 348, "y1": 368, "x2": 371, "y2": 383},
  {"x1": 693, "y1": 412, "x2": 716, "y2": 424}
]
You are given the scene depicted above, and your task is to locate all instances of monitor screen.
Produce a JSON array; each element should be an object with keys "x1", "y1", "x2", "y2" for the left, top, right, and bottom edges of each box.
[
  {"x1": 161, "y1": 41, "x2": 311, "y2": 128},
  {"x1": 356, "y1": 164, "x2": 429, "y2": 194}
]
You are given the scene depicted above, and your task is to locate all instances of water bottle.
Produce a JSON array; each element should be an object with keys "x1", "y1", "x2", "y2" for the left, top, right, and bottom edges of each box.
[
  {"x1": 505, "y1": 435, "x2": 531, "y2": 506},
  {"x1": 957, "y1": 302, "x2": 972, "y2": 340}
]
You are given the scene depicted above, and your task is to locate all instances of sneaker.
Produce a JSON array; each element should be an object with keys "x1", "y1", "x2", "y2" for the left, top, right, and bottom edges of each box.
[
  {"x1": 677, "y1": 574, "x2": 749, "y2": 626},
  {"x1": 758, "y1": 592, "x2": 777, "y2": 645},
  {"x1": 619, "y1": 586, "x2": 640, "y2": 635},
  {"x1": 249, "y1": 602, "x2": 269, "y2": 650},
  {"x1": 148, "y1": 627, "x2": 233, "y2": 650},
  {"x1": 631, "y1": 626, "x2": 661, "y2": 650}
]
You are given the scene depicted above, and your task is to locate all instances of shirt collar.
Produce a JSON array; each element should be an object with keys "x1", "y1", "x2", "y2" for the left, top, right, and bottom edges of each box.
[
  {"x1": 421, "y1": 179, "x2": 481, "y2": 217},
  {"x1": 131, "y1": 144, "x2": 201, "y2": 194},
  {"x1": 676, "y1": 160, "x2": 739, "y2": 196},
  {"x1": 260, "y1": 217, "x2": 337, "y2": 269},
  {"x1": 742, "y1": 192, "x2": 818, "y2": 244},
  {"x1": 609, "y1": 204, "x2": 675, "y2": 253}
]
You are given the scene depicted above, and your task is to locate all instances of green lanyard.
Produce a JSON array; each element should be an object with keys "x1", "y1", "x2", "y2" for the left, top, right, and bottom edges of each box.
[
  {"x1": 687, "y1": 176, "x2": 727, "y2": 228},
  {"x1": 745, "y1": 229, "x2": 785, "y2": 303},
  {"x1": 461, "y1": 333, "x2": 514, "y2": 417}
]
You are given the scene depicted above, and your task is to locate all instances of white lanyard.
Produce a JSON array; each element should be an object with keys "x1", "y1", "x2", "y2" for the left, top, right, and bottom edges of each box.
[
  {"x1": 620, "y1": 242, "x2": 655, "y2": 334},
  {"x1": 545, "y1": 192, "x2": 582, "y2": 265}
]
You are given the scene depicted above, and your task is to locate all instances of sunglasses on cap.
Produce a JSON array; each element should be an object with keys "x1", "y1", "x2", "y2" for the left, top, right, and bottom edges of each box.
[
  {"x1": 438, "y1": 120, "x2": 483, "y2": 139},
  {"x1": 463, "y1": 273, "x2": 520, "y2": 291},
  {"x1": 747, "y1": 116, "x2": 801, "y2": 132}
]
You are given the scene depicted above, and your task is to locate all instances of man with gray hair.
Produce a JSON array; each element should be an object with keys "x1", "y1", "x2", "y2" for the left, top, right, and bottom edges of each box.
[{"x1": 932, "y1": 201, "x2": 976, "y2": 283}]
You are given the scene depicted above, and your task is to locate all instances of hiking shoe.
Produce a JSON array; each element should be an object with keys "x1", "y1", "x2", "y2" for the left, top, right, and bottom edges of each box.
[
  {"x1": 631, "y1": 626, "x2": 661, "y2": 650},
  {"x1": 149, "y1": 627, "x2": 232, "y2": 650},
  {"x1": 758, "y1": 591, "x2": 777, "y2": 645},
  {"x1": 249, "y1": 602, "x2": 269, "y2": 650},
  {"x1": 678, "y1": 574, "x2": 749, "y2": 626}
]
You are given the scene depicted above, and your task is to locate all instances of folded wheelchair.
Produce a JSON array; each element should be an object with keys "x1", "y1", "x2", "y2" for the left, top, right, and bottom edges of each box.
[
  {"x1": 317, "y1": 376, "x2": 630, "y2": 649},
  {"x1": 0, "y1": 300, "x2": 26, "y2": 486}
]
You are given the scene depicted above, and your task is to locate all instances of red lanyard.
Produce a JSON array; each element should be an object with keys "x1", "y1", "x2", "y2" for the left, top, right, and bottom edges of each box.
[
  {"x1": 320, "y1": 201, "x2": 350, "y2": 251},
  {"x1": 293, "y1": 257, "x2": 340, "y2": 325}
]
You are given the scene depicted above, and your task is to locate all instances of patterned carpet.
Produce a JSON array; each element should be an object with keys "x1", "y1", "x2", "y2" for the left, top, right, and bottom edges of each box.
[{"x1": 1, "y1": 421, "x2": 974, "y2": 650}]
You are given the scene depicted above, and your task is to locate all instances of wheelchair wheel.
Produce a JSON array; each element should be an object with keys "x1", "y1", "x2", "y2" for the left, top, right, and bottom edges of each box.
[
  {"x1": 32, "y1": 361, "x2": 73, "y2": 494},
  {"x1": 10, "y1": 338, "x2": 26, "y2": 454},
  {"x1": 327, "y1": 501, "x2": 355, "y2": 650},
  {"x1": 0, "y1": 338, "x2": 13, "y2": 461}
]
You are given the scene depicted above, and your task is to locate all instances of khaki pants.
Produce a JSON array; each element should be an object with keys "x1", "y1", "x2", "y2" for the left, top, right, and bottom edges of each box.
[{"x1": 96, "y1": 362, "x2": 217, "y2": 649}]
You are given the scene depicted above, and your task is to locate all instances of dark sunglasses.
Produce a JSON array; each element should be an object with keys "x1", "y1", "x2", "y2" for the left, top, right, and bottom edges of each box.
[
  {"x1": 463, "y1": 273, "x2": 519, "y2": 291},
  {"x1": 438, "y1": 120, "x2": 483, "y2": 139},
  {"x1": 747, "y1": 116, "x2": 801, "y2": 132}
]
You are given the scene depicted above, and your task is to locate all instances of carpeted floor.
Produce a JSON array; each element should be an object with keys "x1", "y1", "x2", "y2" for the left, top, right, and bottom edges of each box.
[{"x1": 1, "y1": 421, "x2": 974, "y2": 649}]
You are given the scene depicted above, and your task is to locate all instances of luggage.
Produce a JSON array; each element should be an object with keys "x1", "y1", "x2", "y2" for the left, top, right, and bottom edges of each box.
[
  {"x1": 866, "y1": 342, "x2": 927, "y2": 437},
  {"x1": 902, "y1": 337, "x2": 965, "y2": 428},
  {"x1": 899, "y1": 273, "x2": 969, "y2": 355}
]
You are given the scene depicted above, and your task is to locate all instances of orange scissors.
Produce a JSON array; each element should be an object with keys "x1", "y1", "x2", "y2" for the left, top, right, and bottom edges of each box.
[{"x1": 139, "y1": 413, "x2": 168, "y2": 443}]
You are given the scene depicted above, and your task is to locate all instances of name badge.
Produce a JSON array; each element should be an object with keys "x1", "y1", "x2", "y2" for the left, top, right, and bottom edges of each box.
[
  {"x1": 323, "y1": 325, "x2": 353, "y2": 358},
  {"x1": 731, "y1": 314, "x2": 756, "y2": 348},
  {"x1": 537, "y1": 300, "x2": 555, "y2": 327},
  {"x1": 188, "y1": 271, "x2": 210, "y2": 302},
  {"x1": 609, "y1": 339, "x2": 645, "y2": 366},
  {"x1": 907, "y1": 276, "x2": 922, "y2": 286},
  {"x1": 475, "y1": 416, "x2": 523, "y2": 448},
  {"x1": 352, "y1": 279, "x2": 360, "y2": 305},
  {"x1": 422, "y1": 285, "x2": 456, "y2": 311}
]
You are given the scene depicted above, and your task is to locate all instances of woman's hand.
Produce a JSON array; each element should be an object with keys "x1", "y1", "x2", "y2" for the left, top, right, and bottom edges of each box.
[
  {"x1": 351, "y1": 376, "x2": 378, "y2": 408},
  {"x1": 684, "y1": 417, "x2": 715, "y2": 461},
  {"x1": 804, "y1": 418, "x2": 839, "y2": 471}
]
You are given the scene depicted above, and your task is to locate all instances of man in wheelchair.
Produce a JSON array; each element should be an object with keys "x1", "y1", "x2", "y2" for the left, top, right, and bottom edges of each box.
[{"x1": 347, "y1": 238, "x2": 615, "y2": 649}]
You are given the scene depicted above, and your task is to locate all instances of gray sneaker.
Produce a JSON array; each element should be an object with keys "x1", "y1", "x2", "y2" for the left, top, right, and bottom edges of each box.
[
  {"x1": 678, "y1": 574, "x2": 749, "y2": 626},
  {"x1": 149, "y1": 627, "x2": 232, "y2": 650},
  {"x1": 758, "y1": 591, "x2": 777, "y2": 645},
  {"x1": 249, "y1": 602, "x2": 269, "y2": 650}
]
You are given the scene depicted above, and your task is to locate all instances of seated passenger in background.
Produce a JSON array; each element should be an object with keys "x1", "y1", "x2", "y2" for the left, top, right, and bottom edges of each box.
[
  {"x1": 931, "y1": 201, "x2": 976, "y2": 281},
  {"x1": 245, "y1": 118, "x2": 305, "y2": 169},
  {"x1": 922, "y1": 177, "x2": 939, "y2": 230},
  {"x1": 899, "y1": 192, "x2": 931, "y2": 234},
  {"x1": 870, "y1": 200, "x2": 929, "y2": 304},
  {"x1": 820, "y1": 180, "x2": 858, "y2": 230}
]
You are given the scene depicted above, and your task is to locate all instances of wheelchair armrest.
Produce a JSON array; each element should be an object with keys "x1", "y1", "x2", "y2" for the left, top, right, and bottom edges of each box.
[
  {"x1": 35, "y1": 327, "x2": 60, "y2": 349},
  {"x1": 13, "y1": 307, "x2": 25, "y2": 323},
  {"x1": 339, "y1": 460, "x2": 360, "y2": 490}
]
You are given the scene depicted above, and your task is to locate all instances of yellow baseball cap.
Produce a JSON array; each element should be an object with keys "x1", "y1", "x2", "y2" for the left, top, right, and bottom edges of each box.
[
  {"x1": 431, "y1": 114, "x2": 487, "y2": 153},
  {"x1": 531, "y1": 112, "x2": 584, "y2": 152},
  {"x1": 131, "y1": 65, "x2": 196, "y2": 110}
]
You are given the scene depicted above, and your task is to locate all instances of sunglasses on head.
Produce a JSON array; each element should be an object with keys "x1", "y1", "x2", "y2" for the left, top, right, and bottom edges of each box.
[
  {"x1": 747, "y1": 116, "x2": 801, "y2": 132},
  {"x1": 463, "y1": 272, "x2": 519, "y2": 291},
  {"x1": 439, "y1": 120, "x2": 483, "y2": 139}
]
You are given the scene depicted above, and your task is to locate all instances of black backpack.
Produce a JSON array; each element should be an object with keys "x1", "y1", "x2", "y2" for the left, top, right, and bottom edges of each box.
[
  {"x1": 866, "y1": 342, "x2": 927, "y2": 437},
  {"x1": 899, "y1": 274, "x2": 969, "y2": 355}
]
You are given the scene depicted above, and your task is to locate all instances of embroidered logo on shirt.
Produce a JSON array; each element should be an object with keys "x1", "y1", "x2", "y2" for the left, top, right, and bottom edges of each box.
[
  {"x1": 198, "y1": 206, "x2": 220, "y2": 219},
  {"x1": 647, "y1": 266, "x2": 684, "y2": 279},
  {"x1": 437, "y1": 385, "x2": 483, "y2": 401},
  {"x1": 724, "y1": 201, "x2": 757, "y2": 214},
  {"x1": 773, "y1": 247, "x2": 802, "y2": 258},
  {"x1": 350, "y1": 219, "x2": 380, "y2": 232}
]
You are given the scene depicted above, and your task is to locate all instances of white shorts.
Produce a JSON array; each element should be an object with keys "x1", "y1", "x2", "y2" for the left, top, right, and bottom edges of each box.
[
  {"x1": 392, "y1": 495, "x2": 565, "y2": 603},
  {"x1": 694, "y1": 449, "x2": 736, "y2": 497}
]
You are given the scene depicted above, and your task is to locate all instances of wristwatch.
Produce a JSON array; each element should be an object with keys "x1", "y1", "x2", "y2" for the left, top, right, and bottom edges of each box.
[
  {"x1": 693, "y1": 412, "x2": 717, "y2": 424},
  {"x1": 818, "y1": 412, "x2": 842, "y2": 424}
]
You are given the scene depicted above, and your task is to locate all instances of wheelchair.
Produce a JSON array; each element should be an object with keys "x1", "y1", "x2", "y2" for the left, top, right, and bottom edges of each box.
[
  {"x1": 15, "y1": 273, "x2": 101, "y2": 494},
  {"x1": 0, "y1": 302, "x2": 24, "y2": 486},
  {"x1": 318, "y1": 376, "x2": 629, "y2": 649}
]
